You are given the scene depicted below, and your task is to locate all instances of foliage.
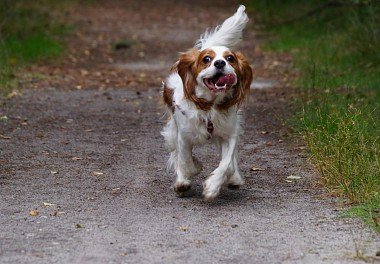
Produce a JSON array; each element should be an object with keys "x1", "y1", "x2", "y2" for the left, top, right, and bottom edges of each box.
[
  {"x1": 246, "y1": 0, "x2": 380, "y2": 227},
  {"x1": 0, "y1": 0, "x2": 72, "y2": 93}
]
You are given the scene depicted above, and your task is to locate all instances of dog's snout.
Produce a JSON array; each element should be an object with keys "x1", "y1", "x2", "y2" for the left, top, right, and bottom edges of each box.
[{"x1": 214, "y1": 60, "x2": 226, "y2": 69}]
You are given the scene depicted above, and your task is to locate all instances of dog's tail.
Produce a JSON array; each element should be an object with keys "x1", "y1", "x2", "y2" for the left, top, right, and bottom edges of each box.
[{"x1": 195, "y1": 5, "x2": 249, "y2": 50}]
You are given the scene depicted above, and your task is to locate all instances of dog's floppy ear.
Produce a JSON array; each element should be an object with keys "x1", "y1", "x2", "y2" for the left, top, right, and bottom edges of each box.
[
  {"x1": 176, "y1": 49, "x2": 198, "y2": 99},
  {"x1": 175, "y1": 49, "x2": 213, "y2": 111},
  {"x1": 234, "y1": 51, "x2": 252, "y2": 106},
  {"x1": 236, "y1": 51, "x2": 253, "y2": 101}
]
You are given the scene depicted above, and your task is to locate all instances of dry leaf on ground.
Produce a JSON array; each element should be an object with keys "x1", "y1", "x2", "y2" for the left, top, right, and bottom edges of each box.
[
  {"x1": 287, "y1": 175, "x2": 301, "y2": 180},
  {"x1": 92, "y1": 171, "x2": 104, "y2": 176},
  {"x1": 250, "y1": 166, "x2": 265, "y2": 171},
  {"x1": 43, "y1": 202, "x2": 55, "y2": 207},
  {"x1": 0, "y1": 135, "x2": 11, "y2": 140},
  {"x1": 29, "y1": 210, "x2": 39, "y2": 216}
]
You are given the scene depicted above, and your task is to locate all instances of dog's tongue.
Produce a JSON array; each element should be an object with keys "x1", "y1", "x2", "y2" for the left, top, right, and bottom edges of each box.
[{"x1": 215, "y1": 74, "x2": 236, "y2": 86}]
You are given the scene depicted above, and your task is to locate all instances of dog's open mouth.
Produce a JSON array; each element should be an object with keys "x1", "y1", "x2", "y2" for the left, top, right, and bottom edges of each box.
[{"x1": 203, "y1": 73, "x2": 236, "y2": 92}]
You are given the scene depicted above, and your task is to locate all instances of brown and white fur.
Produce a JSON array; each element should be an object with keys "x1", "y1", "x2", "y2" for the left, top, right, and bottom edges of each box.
[{"x1": 161, "y1": 5, "x2": 253, "y2": 200}]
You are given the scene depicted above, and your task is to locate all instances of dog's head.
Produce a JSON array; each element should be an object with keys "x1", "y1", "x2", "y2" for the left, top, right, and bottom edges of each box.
[{"x1": 174, "y1": 46, "x2": 252, "y2": 111}]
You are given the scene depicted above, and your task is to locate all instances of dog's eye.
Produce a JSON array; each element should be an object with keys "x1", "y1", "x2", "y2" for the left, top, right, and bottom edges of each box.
[
  {"x1": 226, "y1": 55, "x2": 235, "y2": 63},
  {"x1": 202, "y1": 56, "x2": 212, "y2": 63}
]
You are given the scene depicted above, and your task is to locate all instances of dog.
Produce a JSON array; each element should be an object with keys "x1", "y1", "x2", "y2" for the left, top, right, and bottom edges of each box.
[{"x1": 161, "y1": 5, "x2": 253, "y2": 200}]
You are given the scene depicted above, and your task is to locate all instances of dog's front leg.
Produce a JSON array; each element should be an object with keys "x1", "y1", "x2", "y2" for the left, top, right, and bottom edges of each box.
[
  {"x1": 203, "y1": 135, "x2": 239, "y2": 200},
  {"x1": 174, "y1": 133, "x2": 198, "y2": 196}
]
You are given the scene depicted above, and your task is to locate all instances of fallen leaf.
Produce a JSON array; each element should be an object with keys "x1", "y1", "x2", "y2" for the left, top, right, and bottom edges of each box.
[
  {"x1": 250, "y1": 166, "x2": 265, "y2": 171},
  {"x1": 85, "y1": 128, "x2": 94, "y2": 132},
  {"x1": 43, "y1": 202, "x2": 55, "y2": 207},
  {"x1": 295, "y1": 146, "x2": 306, "y2": 150},
  {"x1": 0, "y1": 134, "x2": 11, "y2": 140},
  {"x1": 75, "y1": 224, "x2": 84, "y2": 229},
  {"x1": 194, "y1": 239, "x2": 205, "y2": 246},
  {"x1": 285, "y1": 180, "x2": 293, "y2": 183},
  {"x1": 287, "y1": 175, "x2": 301, "y2": 180},
  {"x1": 50, "y1": 211, "x2": 58, "y2": 216},
  {"x1": 36, "y1": 133, "x2": 44, "y2": 138},
  {"x1": 179, "y1": 226, "x2": 189, "y2": 231},
  {"x1": 120, "y1": 138, "x2": 127, "y2": 142},
  {"x1": 7, "y1": 90, "x2": 21, "y2": 98},
  {"x1": 50, "y1": 170, "x2": 58, "y2": 175},
  {"x1": 80, "y1": 69, "x2": 89, "y2": 76},
  {"x1": 29, "y1": 210, "x2": 39, "y2": 216},
  {"x1": 71, "y1": 157, "x2": 83, "y2": 161},
  {"x1": 111, "y1": 188, "x2": 121, "y2": 195},
  {"x1": 260, "y1": 131, "x2": 269, "y2": 135},
  {"x1": 92, "y1": 171, "x2": 104, "y2": 176}
]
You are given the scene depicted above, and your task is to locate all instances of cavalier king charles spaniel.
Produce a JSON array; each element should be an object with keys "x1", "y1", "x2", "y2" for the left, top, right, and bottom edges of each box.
[{"x1": 161, "y1": 5, "x2": 253, "y2": 200}]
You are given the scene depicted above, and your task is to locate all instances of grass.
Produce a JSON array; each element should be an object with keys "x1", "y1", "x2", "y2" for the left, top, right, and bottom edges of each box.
[
  {"x1": 0, "y1": 0, "x2": 74, "y2": 94},
  {"x1": 245, "y1": 0, "x2": 380, "y2": 229}
]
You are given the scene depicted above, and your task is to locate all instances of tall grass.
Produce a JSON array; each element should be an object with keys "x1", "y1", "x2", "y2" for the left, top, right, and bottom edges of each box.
[
  {"x1": 246, "y1": 0, "x2": 380, "y2": 228},
  {"x1": 0, "y1": 0, "x2": 72, "y2": 93}
]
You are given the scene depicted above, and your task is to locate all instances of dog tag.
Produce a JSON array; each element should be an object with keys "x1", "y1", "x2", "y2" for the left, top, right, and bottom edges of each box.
[{"x1": 207, "y1": 119, "x2": 214, "y2": 134}]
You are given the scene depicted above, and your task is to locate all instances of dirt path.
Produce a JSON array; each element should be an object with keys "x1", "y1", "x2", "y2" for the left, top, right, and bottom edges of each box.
[{"x1": 1, "y1": 1, "x2": 379, "y2": 263}]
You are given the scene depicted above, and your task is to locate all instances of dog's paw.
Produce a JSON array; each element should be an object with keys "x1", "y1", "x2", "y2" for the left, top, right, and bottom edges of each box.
[
  {"x1": 173, "y1": 181, "x2": 191, "y2": 197},
  {"x1": 226, "y1": 172, "x2": 244, "y2": 190},
  {"x1": 202, "y1": 177, "x2": 221, "y2": 201}
]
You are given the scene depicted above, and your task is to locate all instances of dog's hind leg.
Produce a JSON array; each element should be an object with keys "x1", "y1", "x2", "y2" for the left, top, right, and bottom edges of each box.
[{"x1": 227, "y1": 151, "x2": 244, "y2": 189}]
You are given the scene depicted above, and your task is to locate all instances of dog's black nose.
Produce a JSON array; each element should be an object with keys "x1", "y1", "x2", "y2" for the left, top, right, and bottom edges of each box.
[{"x1": 214, "y1": 60, "x2": 226, "y2": 69}]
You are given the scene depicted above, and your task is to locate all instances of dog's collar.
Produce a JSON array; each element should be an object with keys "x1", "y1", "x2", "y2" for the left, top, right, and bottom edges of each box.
[
  {"x1": 200, "y1": 118, "x2": 214, "y2": 139},
  {"x1": 206, "y1": 119, "x2": 214, "y2": 135}
]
